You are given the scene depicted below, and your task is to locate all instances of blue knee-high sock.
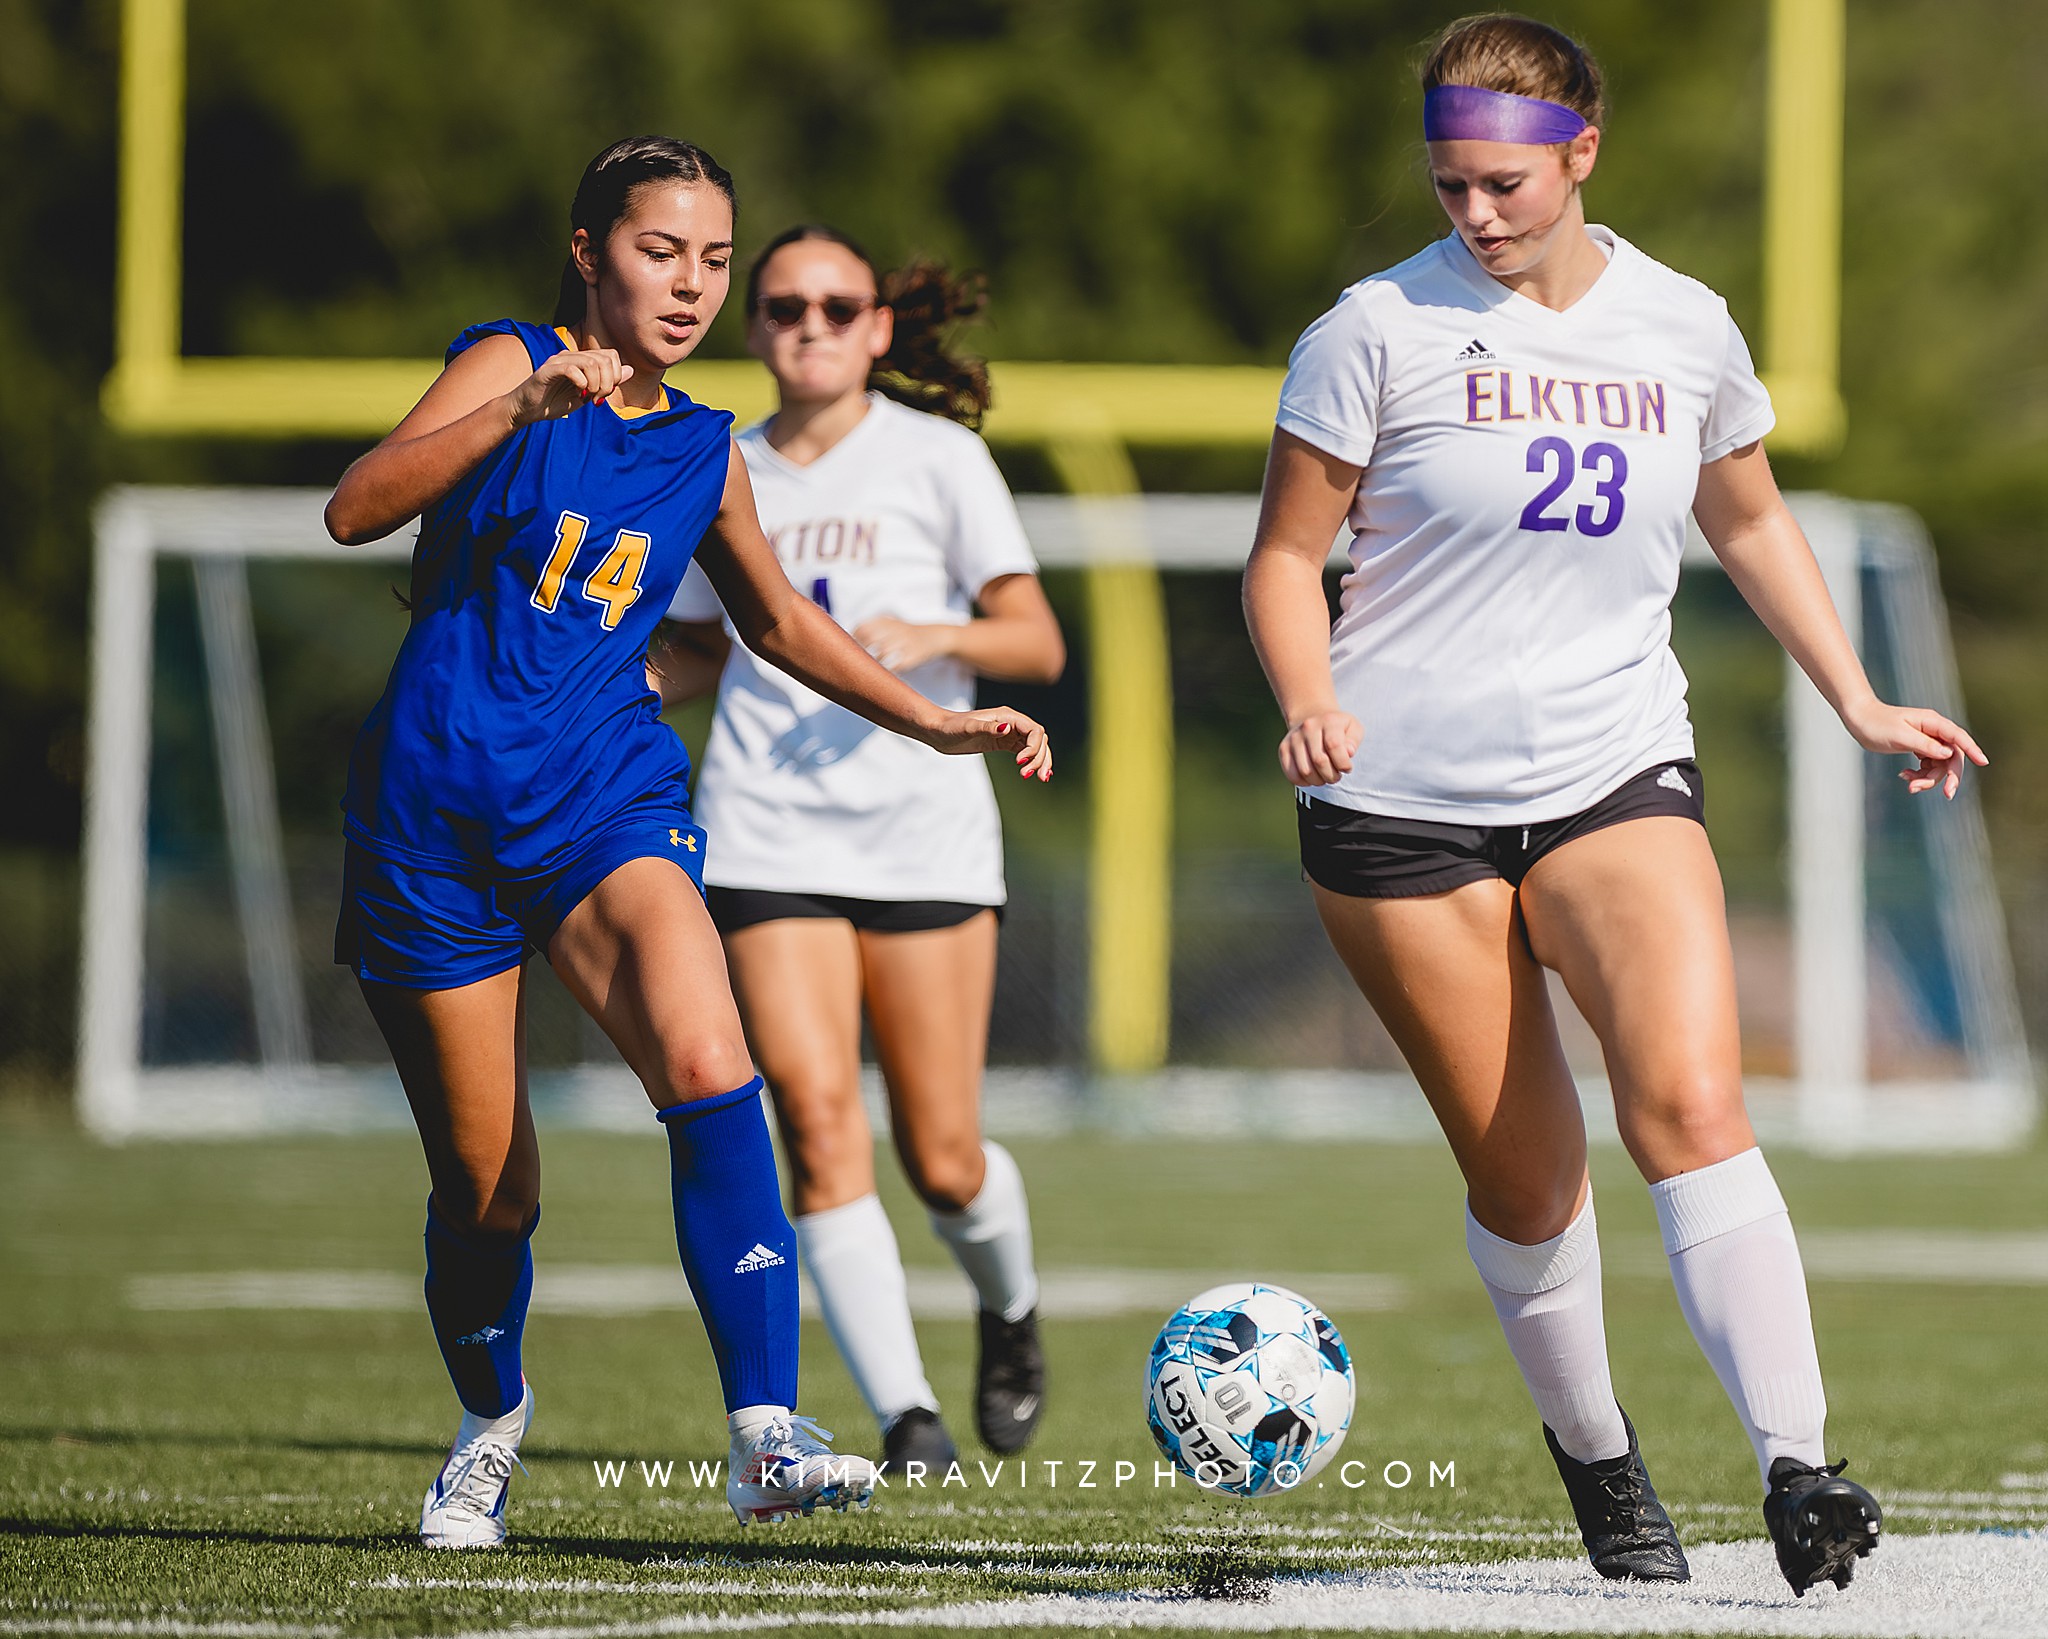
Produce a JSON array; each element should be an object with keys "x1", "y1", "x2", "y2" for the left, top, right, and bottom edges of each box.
[
  {"x1": 658, "y1": 1078, "x2": 799, "y2": 1412},
  {"x1": 423, "y1": 1199, "x2": 535, "y2": 1419}
]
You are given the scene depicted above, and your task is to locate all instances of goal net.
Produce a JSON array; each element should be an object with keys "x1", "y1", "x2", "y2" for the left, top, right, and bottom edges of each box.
[{"x1": 79, "y1": 485, "x2": 2032, "y2": 1150}]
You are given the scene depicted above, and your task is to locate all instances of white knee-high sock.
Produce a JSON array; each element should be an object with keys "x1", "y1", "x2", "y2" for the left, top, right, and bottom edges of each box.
[
  {"x1": 795, "y1": 1194, "x2": 937, "y2": 1428},
  {"x1": 928, "y1": 1140, "x2": 1039, "y2": 1322},
  {"x1": 1466, "y1": 1193, "x2": 1631, "y2": 1464},
  {"x1": 1651, "y1": 1147, "x2": 1828, "y2": 1485}
]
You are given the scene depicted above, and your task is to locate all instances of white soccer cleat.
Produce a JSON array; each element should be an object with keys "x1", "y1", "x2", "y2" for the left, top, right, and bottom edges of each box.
[
  {"x1": 419, "y1": 1383, "x2": 532, "y2": 1548},
  {"x1": 726, "y1": 1414, "x2": 877, "y2": 1525}
]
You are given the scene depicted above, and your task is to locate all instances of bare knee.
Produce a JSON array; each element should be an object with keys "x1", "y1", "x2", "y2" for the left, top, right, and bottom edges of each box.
[
  {"x1": 431, "y1": 1173, "x2": 540, "y2": 1244},
  {"x1": 897, "y1": 1127, "x2": 985, "y2": 1214},
  {"x1": 1467, "y1": 1176, "x2": 1584, "y2": 1244},
  {"x1": 423, "y1": 1127, "x2": 540, "y2": 1244},
  {"x1": 1617, "y1": 1073, "x2": 1753, "y2": 1178},
  {"x1": 772, "y1": 1075, "x2": 872, "y2": 1210},
  {"x1": 1464, "y1": 1142, "x2": 1586, "y2": 1243},
  {"x1": 652, "y1": 1037, "x2": 756, "y2": 1107}
]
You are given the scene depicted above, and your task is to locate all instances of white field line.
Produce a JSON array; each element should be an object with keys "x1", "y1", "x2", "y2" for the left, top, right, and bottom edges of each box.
[
  {"x1": 125, "y1": 1228, "x2": 2048, "y2": 1318},
  {"x1": 1670, "y1": 1495, "x2": 2046, "y2": 1514},
  {"x1": 1881, "y1": 1507, "x2": 2048, "y2": 1525},
  {"x1": 1883, "y1": 1489, "x2": 2048, "y2": 1506},
  {"x1": 898, "y1": 1531, "x2": 2048, "y2": 1635},
  {"x1": 1148, "y1": 1500, "x2": 2048, "y2": 1535},
  {"x1": 358, "y1": 1577, "x2": 913, "y2": 1599},
  {"x1": 123, "y1": 1267, "x2": 1401, "y2": 1319},
  {"x1": 14, "y1": 1533, "x2": 2047, "y2": 1637},
  {"x1": 1614, "y1": 1230, "x2": 2048, "y2": 1285},
  {"x1": 1156, "y1": 1516, "x2": 1578, "y2": 1541},
  {"x1": 446, "y1": 1530, "x2": 2048, "y2": 1636},
  {"x1": 0, "y1": 1625, "x2": 342, "y2": 1638},
  {"x1": 792, "y1": 1530, "x2": 1571, "y2": 1558},
  {"x1": 1798, "y1": 1230, "x2": 2048, "y2": 1283}
]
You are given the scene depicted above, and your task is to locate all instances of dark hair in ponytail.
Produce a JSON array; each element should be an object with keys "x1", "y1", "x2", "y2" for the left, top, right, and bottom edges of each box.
[
  {"x1": 553, "y1": 135, "x2": 738, "y2": 329},
  {"x1": 744, "y1": 224, "x2": 994, "y2": 430}
]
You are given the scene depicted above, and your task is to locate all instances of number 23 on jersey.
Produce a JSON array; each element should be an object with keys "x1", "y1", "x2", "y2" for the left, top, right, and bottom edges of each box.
[
  {"x1": 530, "y1": 510, "x2": 650, "y2": 629},
  {"x1": 1519, "y1": 436, "x2": 1628, "y2": 538}
]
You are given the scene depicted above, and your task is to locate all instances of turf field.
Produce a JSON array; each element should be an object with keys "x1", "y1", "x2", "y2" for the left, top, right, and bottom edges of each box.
[{"x1": 4, "y1": 1105, "x2": 2046, "y2": 1637}]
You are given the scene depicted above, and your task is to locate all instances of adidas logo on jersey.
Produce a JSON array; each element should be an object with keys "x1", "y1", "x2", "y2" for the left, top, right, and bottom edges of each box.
[
  {"x1": 734, "y1": 1243, "x2": 787, "y2": 1274},
  {"x1": 1455, "y1": 337, "x2": 1495, "y2": 361},
  {"x1": 1657, "y1": 767, "x2": 1694, "y2": 798}
]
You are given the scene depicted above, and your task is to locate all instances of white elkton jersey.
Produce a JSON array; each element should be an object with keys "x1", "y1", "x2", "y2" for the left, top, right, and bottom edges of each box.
[
  {"x1": 1276, "y1": 226, "x2": 1774, "y2": 824},
  {"x1": 669, "y1": 393, "x2": 1037, "y2": 902}
]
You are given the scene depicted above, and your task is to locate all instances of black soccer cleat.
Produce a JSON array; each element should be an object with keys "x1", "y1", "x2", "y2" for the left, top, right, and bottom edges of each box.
[
  {"x1": 879, "y1": 1406, "x2": 958, "y2": 1479},
  {"x1": 975, "y1": 1306, "x2": 1046, "y2": 1453},
  {"x1": 1543, "y1": 1413, "x2": 1691, "y2": 1582},
  {"x1": 1764, "y1": 1456, "x2": 1881, "y2": 1595}
]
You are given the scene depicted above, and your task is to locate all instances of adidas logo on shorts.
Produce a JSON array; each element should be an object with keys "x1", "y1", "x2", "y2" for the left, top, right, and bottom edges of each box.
[
  {"x1": 733, "y1": 1243, "x2": 787, "y2": 1274},
  {"x1": 1657, "y1": 767, "x2": 1694, "y2": 798}
]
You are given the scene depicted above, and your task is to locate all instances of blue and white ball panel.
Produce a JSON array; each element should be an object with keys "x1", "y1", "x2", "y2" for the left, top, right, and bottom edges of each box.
[{"x1": 1145, "y1": 1281, "x2": 1355, "y2": 1498}]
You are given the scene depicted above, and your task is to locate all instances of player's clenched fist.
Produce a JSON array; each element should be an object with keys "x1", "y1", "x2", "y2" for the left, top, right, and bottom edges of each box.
[
  {"x1": 507, "y1": 348, "x2": 636, "y2": 426},
  {"x1": 1279, "y1": 710, "x2": 1362, "y2": 788}
]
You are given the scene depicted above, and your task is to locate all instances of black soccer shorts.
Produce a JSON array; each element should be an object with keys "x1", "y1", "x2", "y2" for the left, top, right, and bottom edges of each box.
[{"x1": 1298, "y1": 760, "x2": 1707, "y2": 899}]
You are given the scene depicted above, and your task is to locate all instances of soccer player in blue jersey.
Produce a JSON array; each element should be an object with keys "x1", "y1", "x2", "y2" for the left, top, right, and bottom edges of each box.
[{"x1": 323, "y1": 136, "x2": 1052, "y2": 1548}]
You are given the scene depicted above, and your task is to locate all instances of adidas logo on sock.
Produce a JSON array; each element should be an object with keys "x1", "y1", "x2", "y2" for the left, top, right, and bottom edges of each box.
[
  {"x1": 1657, "y1": 766, "x2": 1694, "y2": 797},
  {"x1": 1455, "y1": 337, "x2": 1495, "y2": 361},
  {"x1": 733, "y1": 1243, "x2": 787, "y2": 1274}
]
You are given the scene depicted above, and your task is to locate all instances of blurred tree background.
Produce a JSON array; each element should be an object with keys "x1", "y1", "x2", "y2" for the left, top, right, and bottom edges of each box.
[{"x1": 3, "y1": 0, "x2": 2044, "y2": 1093}]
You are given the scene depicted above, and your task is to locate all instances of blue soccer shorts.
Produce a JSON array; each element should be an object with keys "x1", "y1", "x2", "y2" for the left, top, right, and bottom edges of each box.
[{"x1": 335, "y1": 808, "x2": 708, "y2": 990}]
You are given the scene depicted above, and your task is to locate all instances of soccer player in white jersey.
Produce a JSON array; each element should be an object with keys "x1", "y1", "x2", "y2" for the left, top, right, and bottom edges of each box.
[
  {"x1": 652, "y1": 225, "x2": 1065, "y2": 1477},
  {"x1": 1245, "y1": 14, "x2": 1985, "y2": 1596}
]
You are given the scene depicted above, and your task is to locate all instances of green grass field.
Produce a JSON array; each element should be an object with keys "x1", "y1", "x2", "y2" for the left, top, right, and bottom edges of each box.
[{"x1": 4, "y1": 1105, "x2": 2046, "y2": 1637}]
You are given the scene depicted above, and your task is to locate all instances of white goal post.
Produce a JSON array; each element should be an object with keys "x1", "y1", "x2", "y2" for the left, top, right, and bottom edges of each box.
[{"x1": 80, "y1": 485, "x2": 2032, "y2": 1150}]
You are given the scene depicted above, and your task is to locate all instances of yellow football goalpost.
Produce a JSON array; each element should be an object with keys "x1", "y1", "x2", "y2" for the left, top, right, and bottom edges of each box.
[{"x1": 102, "y1": 0, "x2": 1845, "y2": 1076}]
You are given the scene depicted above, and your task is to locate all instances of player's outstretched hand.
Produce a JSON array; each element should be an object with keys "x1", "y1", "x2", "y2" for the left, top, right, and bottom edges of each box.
[
  {"x1": 507, "y1": 349, "x2": 635, "y2": 426},
  {"x1": 1279, "y1": 710, "x2": 1362, "y2": 788},
  {"x1": 1843, "y1": 700, "x2": 1987, "y2": 799},
  {"x1": 928, "y1": 708, "x2": 1052, "y2": 782}
]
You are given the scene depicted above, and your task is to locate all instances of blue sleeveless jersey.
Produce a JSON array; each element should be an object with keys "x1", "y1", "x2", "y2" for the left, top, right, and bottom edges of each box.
[{"x1": 343, "y1": 319, "x2": 734, "y2": 875}]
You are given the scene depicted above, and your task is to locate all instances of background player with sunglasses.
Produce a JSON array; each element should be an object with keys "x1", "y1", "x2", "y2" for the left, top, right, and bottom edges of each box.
[
  {"x1": 652, "y1": 225, "x2": 1065, "y2": 1477},
  {"x1": 1244, "y1": 14, "x2": 1984, "y2": 1596}
]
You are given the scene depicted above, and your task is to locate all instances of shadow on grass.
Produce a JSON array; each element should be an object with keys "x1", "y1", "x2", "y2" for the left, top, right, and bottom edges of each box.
[
  {"x1": 0, "y1": 1422, "x2": 672, "y2": 1465},
  {"x1": 0, "y1": 1513, "x2": 1222, "y2": 1586},
  {"x1": 0, "y1": 1516, "x2": 409, "y2": 1552},
  {"x1": 1166, "y1": 1545, "x2": 1273, "y2": 1602}
]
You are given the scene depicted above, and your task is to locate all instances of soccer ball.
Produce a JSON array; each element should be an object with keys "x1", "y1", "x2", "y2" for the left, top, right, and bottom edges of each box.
[{"x1": 1145, "y1": 1282, "x2": 1355, "y2": 1497}]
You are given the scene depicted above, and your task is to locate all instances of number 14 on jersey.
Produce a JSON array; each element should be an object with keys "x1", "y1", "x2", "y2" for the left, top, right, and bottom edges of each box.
[{"x1": 531, "y1": 510, "x2": 650, "y2": 629}]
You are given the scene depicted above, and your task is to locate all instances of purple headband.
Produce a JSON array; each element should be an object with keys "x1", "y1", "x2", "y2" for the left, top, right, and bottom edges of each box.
[{"x1": 1424, "y1": 84, "x2": 1588, "y2": 145}]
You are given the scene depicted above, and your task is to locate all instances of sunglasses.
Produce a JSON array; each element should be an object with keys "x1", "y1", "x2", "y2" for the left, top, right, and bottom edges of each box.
[{"x1": 756, "y1": 293, "x2": 876, "y2": 332}]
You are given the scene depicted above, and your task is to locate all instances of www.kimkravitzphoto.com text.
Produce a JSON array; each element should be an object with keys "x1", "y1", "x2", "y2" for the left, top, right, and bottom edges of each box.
[{"x1": 592, "y1": 1455, "x2": 1460, "y2": 1494}]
